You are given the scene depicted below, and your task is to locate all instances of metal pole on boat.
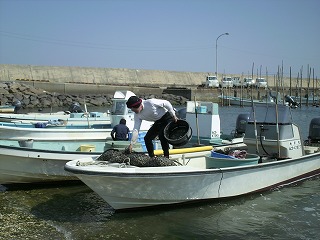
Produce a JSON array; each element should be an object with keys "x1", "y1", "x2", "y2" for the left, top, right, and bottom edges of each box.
[
  {"x1": 194, "y1": 96, "x2": 201, "y2": 146},
  {"x1": 84, "y1": 99, "x2": 90, "y2": 128},
  {"x1": 316, "y1": 76, "x2": 318, "y2": 106},
  {"x1": 306, "y1": 65, "x2": 311, "y2": 107},
  {"x1": 281, "y1": 62, "x2": 285, "y2": 105},
  {"x1": 300, "y1": 66, "x2": 303, "y2": 107},
  {"x1": 275, "y1": 68, "x2": 281, "y2": 158},
  {"x1": 312, "y1": 68, "x2": 315, "y2": 105},
  {"x1": 295, "y1": 72, "x2": 299, "y2": 107},
  {"x1": 289, "y1": 67, "x2": 292, "y2": 97},
  {"x1": 251, "y1": 62, "x2": 259, "y2": 155}
]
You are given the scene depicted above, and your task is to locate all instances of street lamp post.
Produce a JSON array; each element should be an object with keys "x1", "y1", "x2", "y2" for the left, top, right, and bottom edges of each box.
[{"x1": 215, "y1": 32, "x2": 229, "y2": 78}]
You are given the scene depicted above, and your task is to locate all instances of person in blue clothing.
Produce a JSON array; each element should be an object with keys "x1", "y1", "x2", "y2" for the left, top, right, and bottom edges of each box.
[{"x1": 110, "y1": 118, "x2": 130, "y2": 141}]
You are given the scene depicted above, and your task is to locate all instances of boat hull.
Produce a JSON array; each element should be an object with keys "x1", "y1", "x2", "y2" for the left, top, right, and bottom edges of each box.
[
  {"x1": 0, "y1": 125, "x2": 113, "y2": 140},
  {"x1": 65, "y1": 151, "x2": 320, "y2": 210},
  {"x1": 0, "y1": 146, "x2": 101, "y2": 184},
  {"x1": 0, "y1": 106, "x2": 15, "y2": 113},
  {"x1": 0, "y1": 112, "x2": 110, "y2": 125},
  {"x1": 0, "y1": 139, "x2": 146, "y2": 184}
]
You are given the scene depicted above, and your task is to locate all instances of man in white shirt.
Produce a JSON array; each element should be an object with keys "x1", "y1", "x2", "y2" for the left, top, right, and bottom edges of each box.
[{"x1": 126, "y1": 96, "x2": 178, "y2": 158}]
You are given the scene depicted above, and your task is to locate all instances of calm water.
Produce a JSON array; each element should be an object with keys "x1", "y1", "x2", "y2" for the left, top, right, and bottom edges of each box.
[{"x1": 0, "y1": 105, "x2": 319, "y2": 240}]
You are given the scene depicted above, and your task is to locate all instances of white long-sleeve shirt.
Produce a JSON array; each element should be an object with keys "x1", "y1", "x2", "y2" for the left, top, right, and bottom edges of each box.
[{"x1": 130, "y1": 98, "x2": 175, "y2": 144}]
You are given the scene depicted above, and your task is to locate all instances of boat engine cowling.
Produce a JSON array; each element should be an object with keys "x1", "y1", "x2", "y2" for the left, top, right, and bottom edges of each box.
[
  {"x1": 308, "y1": 117, "x2": 320, "y2": 142},
  {"x1": 69, "y1": 102, "x2": 84, "y2": 113},
  {"x1": 13, "y1": 100, "x2": 22, "y2": 113},
  {"x1": 285, "y1": 95, "x2": 298, "y2": 107},
  {"x1": 234, "y1": 113, "x2": 250, "y2": 138}
]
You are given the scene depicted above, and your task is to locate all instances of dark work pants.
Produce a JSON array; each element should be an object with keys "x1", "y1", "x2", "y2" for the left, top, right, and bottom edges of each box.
[{"x1": 144, "y1": 112, "x2": 172, "y2": 157}]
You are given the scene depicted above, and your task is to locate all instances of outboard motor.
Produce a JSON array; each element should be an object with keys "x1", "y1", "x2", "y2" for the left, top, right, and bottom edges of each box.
[
  {"x1": 12, "y1": 100, "x2": 22, "y2": 113},
  {"x1": 285, "y1": 95, "x2": 298, "y2": 108},
  {"x1": 234, "y1": 113, "x2": 250, "y2": 138},
  {"x1": 308, "y1": 117, "x2": 320, "y2": 143},
  {"x1": 68, "y1": 102, "x2": 83, "y2": 113}
]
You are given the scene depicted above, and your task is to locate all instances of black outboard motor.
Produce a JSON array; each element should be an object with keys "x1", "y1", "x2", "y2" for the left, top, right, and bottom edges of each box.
[
  {"x1": 285, "y1": 95, "x2": 299, "y2": 108},
  {"x1": 234, "y1": 113, "x2": 250, "y2": 138},
  {"x1": 12, "y1": 100, "x2": 22, "y2": 113},
  {"x1": 68, "y1": 102, "x2": 83, "y2": 113},
  {"x1": 308, "y1": 117, "x2": 320, "y2": 143}
]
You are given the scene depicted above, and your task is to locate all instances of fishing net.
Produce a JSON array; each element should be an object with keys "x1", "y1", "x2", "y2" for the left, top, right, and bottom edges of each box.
[{"x1": 96, "y1": 149, "x2": 178, "y2": 167}]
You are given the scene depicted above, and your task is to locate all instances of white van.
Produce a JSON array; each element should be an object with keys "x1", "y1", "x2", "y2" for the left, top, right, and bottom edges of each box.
[
  {"x1": 232, "y1": 77, "x2": 242, "y2": 88},
  {"x1": 204, "y1": 75, "x2": 219, "y2": 88},
  {"x1": 255, "y1": 78, "x2": 267, "y2": 88},
  {"x1": 243, "y1": 78, "x2": 255, "y2": 88},
  {"x1": 221, "y1": 77, "x2": 233, "y2": 88}
]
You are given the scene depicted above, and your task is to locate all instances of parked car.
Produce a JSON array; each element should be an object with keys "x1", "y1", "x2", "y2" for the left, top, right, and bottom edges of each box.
[
  {"x1": 232, "y1": 77, "x2": 242, "y2": 88},
  {"x1": 242, "y1": 78, "x2": 255, "y2": 88},
  {"x1": 220, "y1": 77, "x2": 233, "y2": 88},
  {"x1": 255, "y1": 78, "x2": 268, "y2": 88},
  {"x1": 203, "y1": 75, "x2": 219, "y2": 88}
]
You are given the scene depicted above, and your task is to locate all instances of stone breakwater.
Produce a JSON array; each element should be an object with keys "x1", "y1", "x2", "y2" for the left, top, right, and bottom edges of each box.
[{"x1": 0, "y1": 82, "x2": 189, "y2": 110}]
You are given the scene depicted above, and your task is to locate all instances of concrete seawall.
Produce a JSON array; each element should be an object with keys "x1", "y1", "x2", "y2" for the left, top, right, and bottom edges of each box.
[
  {"x1": 0, "y1": 64, "x2": 312, "y2": 88},
  {"x1": 0, "y1": 64, "x2": 211, "y2": 88},
  {"x1": 0, "y1": 64, "x2": 316, "y2": 102}
]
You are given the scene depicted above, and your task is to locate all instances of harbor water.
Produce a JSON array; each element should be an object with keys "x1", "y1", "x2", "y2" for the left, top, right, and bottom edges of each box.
[{"x1": 0, "y1": 105, "x2": 319, "y2": 240}]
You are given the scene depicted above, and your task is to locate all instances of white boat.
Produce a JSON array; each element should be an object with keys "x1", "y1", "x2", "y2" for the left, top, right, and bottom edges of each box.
[
  {"x1": 65, "y1": 104, "x2": 320, "y2": 210},
  {"x1": 0, "y1": 139, "x2": 144, "y2": 184},
  {"x1": 0, "y1": 105, "x2": 16, "y2": 113},
  {"x1": 219, "y1": 91, "x2": 284, "y2": 107},
  {"x1": 288, "y1": 94, "x2": 319, "y2": 105},
  {"x1": 0, "y1": 109, "x2": 111, "y2": 126},
  {"x1": 0, "y1": 125, "x2": 116, "y2": 141},
  {"x1": 0, "y1": 99, "x2": 248, "y2": 185},
  {"x1": 0, "y1": 100, "x2": 22, "y2": 113},
  {"x1": 0, "y1": 91, "x2": 153, "y2": 141},
  {"x1": 0, "y1": 100, "x2": 111, "y2": 124},
  {"x1": 0, "y1": 119, "x2": 111, "y2": 129}
]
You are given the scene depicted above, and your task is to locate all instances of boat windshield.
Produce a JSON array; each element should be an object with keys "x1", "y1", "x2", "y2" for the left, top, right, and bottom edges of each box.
[
  {"x1": 112, "y1": 101, "x2": 126, "y2": 115},
  {"x1": 248, "y1": 105, "x2": 293, "y2": 124}
]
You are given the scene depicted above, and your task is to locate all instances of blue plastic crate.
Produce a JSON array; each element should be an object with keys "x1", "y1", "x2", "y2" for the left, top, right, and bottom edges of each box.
[
  {"x1": 128, "y1": 131, "x2": 147, "y2": 142},
  {"x1": 196, "y1": 106, "x2": 207, "y2": 114}
]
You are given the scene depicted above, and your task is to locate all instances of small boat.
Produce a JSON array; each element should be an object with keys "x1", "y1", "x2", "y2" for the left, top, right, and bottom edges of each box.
[
  {"x1": 219, "y1": 91, "x2": 285, "y2": 107},
  {"x1": 0, "y1": 91, "x2": 153, "y2": 141},
  {"x1": 0, "y1": 120, "x2": 111, "y2": 129},
  {"x1": 0, "y1": 105, "x2": 16, "y2": 113},
  {"x1": 0, "y1": 139, "x2": 144, "y2": 184},
  {"x1": 288, "y1": 94, "x2": 319, "y2": 105},
  {"x1": 0, "y1": 103, "x2": 111, "y2": 126},
  {"x1": 0, "y1": 99, "x2": 246, "y2": 185},
  {"x1": 0, "y1": 124, "x2": 115, "y2": 141},
  {"x1": 65, "y1": 104, "x2": 320, "y2": 211},
  {"x1": 0, "y1": 100, "x2": 22, "y2": 113}
]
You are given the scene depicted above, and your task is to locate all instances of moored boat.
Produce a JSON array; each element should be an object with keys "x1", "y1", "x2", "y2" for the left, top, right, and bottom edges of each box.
[
  {"x1": 65, "y1": 104, "x2": 320, "y2": 211},
  {"x1": 218, "y1": 91, "x2": 284, "y2": 107},
  {"x1": 0, "y1": 100, "x2": 22, "y2": 113},
  {"x1": 0, "y1": 139, "x2": 144, "y2": 184},
  {"x1": 0, "y1": 105, "x2": 16, "y2": 113},
  {"x1": 0, "y1": 91, "x2": 153, "y2": 141},
  {"x1": 0, "y1": 102, "x2": 111, "y2": 125}
]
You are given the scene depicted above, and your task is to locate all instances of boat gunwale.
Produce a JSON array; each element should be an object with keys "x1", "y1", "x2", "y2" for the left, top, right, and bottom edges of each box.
[
  {"x1": 64, "y1": 152, "x2": 320, "y2": 177},
  {"x1": 0, "y1": 143, "x2": 103, "y2": 155}
]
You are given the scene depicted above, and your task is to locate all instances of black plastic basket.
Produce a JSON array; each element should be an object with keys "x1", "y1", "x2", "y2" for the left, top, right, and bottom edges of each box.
[{"x1": 164, "y1": 120, "x2": 192, "y2": 147}]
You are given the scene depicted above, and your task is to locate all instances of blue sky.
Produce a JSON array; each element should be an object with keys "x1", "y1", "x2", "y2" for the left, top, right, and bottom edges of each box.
[{"x1": 0, "y1": 0, "x2": 319, "y2": 78}]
